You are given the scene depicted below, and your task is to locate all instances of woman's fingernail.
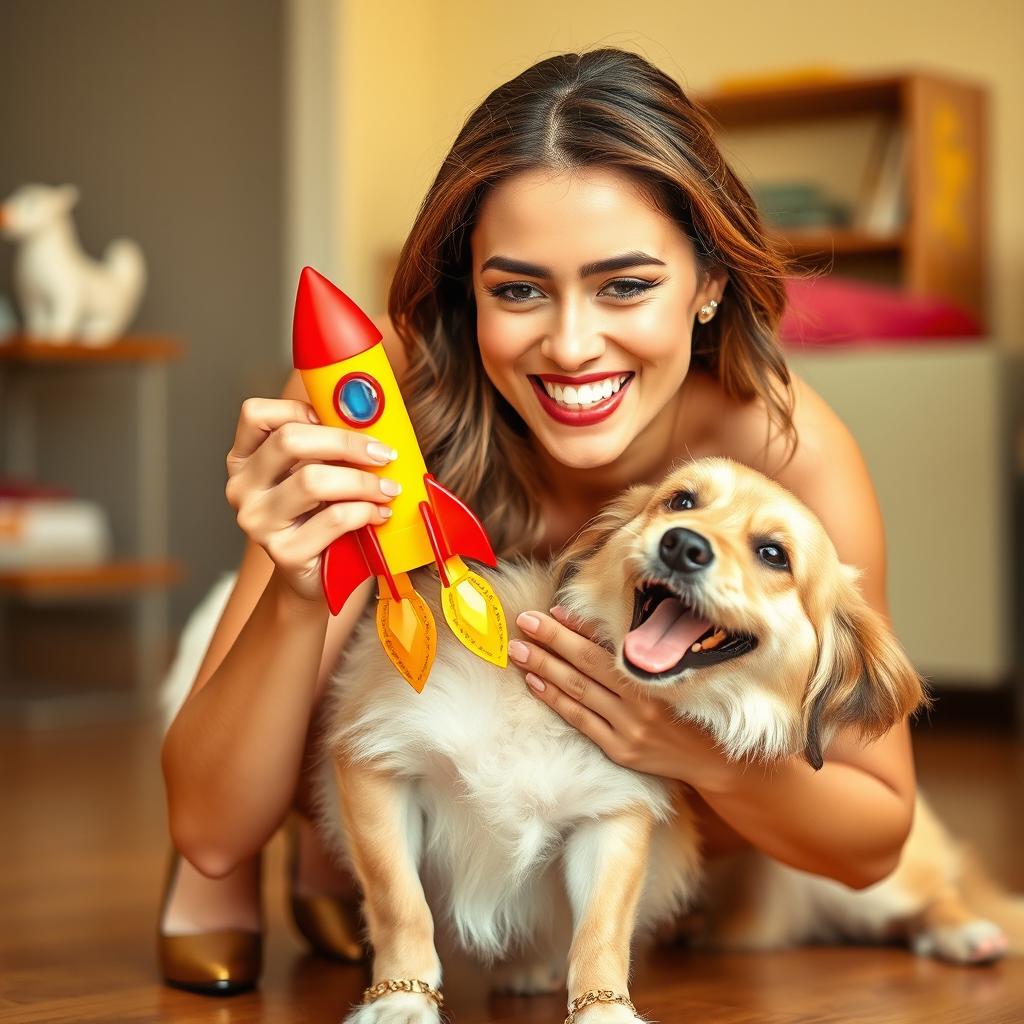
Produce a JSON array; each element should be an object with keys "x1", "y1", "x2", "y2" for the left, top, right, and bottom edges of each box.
[
  {"x1": 367, "y1": 441, "x2": 398, "y2": 463},
  {"x1": 550, "y1": 605, "x2": 565, "y2": 618},
  {"x1": 509, "y1": 640, "x2": 529, "y2": 662},
  {"x1": 525, "y1": 672, "x2": 546, "y2": 693},
  {"x1": 516, "y1": 612, "x2": 540, "y2": 633},
  {"x1": 379, "y1": 478, "x2": 402, "y2": 496},
  {"x1": 307, "y1": 409, "x2": 320, "y2": 423}
]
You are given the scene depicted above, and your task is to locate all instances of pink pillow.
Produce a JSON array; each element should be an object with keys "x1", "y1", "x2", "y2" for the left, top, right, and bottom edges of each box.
[{"x1": 780, "y1": 276, "x2": 983, "y2": 348}]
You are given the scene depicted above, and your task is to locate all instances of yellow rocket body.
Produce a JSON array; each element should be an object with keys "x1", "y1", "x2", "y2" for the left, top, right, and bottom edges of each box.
[{"x1": 300, "y1": 345, "x2": 432, "y2": 574}]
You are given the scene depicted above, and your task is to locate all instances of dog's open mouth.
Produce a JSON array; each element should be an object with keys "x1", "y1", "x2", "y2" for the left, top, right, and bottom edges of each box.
[{"x1": 622, "y1": 581, "x2": 758, "y2": 681}]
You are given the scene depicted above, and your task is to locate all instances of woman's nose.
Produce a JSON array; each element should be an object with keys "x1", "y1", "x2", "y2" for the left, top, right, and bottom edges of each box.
[{"x1": 540, "y1": 299, "x2": 605, "y2": 369}]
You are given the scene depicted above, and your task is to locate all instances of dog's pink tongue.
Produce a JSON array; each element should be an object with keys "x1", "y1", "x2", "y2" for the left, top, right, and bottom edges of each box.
[{"x1": 624, "y1": 597, "x2": 711, "y2": 673}]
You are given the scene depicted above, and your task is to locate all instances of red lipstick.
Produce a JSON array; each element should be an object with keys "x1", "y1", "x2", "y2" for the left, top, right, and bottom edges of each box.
[{"x1": 529, "y1": 372, "x2": 633, "y2": 427}]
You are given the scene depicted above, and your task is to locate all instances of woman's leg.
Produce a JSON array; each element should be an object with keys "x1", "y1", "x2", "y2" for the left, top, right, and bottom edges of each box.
[
  {"x1": 161, "y1": 854, "x2": 262, "y2": 934},
  {"x1": 161, "y1": 759, "x2": 359, "y2": 936}
]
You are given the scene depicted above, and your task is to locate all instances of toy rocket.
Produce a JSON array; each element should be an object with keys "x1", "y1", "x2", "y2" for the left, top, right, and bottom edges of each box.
[{"x1": 292, "y1": 266, "x2": 508, "y2": 691}]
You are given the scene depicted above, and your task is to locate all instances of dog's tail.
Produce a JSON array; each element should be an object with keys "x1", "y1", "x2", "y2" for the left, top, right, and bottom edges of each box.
[
  {"x1": 959, "y1": 845, "x2": 1024, "y2": 954},
  {"x1": 159, "y1": 571, "x2": 237, "y2": 734}
]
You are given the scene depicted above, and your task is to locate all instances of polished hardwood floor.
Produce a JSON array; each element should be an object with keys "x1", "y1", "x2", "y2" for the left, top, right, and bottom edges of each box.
[{"x1": 0, "y1": 716, "x2": 1021, "y2": 1023}]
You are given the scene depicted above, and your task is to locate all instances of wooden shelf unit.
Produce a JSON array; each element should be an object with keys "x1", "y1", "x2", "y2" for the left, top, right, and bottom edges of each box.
[
  {"x1": 0, "y1": 335, "x2": 184, "y2": 363},
  {"x1": 0, "y1": 334, "x2": 184, "y2": 726},
  {"x1": 695, "y1": 70, "x2": 989, "y2": 328},
  {"x1": 0, "y1": 559, "x2": 182, "y2": 598}
]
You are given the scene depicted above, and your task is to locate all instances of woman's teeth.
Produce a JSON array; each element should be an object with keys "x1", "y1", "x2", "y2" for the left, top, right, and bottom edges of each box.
[{"x1": 540, "y1": 374, "x2": 630, "y2": 410}]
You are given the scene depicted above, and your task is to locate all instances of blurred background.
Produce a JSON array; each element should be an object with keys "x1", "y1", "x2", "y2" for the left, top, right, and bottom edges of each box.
[{"x1": 0, "y1": 2, "x2": 1021, "y2": 1021}]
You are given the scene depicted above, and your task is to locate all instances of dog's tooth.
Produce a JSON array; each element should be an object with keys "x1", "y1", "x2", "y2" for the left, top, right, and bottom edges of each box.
[{"x1": 700, "y1": 628, "x2": 728, "y2": 651}]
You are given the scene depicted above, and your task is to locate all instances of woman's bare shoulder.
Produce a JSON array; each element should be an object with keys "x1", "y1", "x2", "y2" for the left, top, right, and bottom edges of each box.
[{"x1": 695, "y1": 367, "x2": 848, "y2": 488}]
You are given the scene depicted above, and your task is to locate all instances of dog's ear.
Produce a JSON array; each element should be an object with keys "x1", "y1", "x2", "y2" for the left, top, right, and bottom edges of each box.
[
  {"x1": 551, "y1": 482, "x2": 655, "y2": 597},
  {"x1": 802, "y1": 565, "x2": 927, "y2": 770}
]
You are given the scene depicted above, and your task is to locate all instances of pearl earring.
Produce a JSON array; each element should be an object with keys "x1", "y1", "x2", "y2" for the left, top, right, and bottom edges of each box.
[{"x1": 697, "y1": 299, "x2": 719, "y2": 324}]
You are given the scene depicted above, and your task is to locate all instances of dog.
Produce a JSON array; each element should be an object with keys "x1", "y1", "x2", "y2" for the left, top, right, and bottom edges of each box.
[
  {"x1": 311, "y1": 455, "x2": 1021, "y2": 1023},
  {"x1": 0, "y1": 183, "x2": 146, "y2": 344}
]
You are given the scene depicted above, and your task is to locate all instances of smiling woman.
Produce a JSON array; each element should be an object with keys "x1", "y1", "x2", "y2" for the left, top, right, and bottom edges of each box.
[{"x1": 472, "y1": 167, "x2": 725, "y2": 459}]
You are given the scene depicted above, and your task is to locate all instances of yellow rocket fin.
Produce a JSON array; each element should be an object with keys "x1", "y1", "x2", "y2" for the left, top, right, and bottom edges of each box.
[
  {"x1": 438, "y1": 555, "x2": 508, "y2": 669},
  {"x1": 375, "y1": 572, "x2": 436, "y2": 693}
]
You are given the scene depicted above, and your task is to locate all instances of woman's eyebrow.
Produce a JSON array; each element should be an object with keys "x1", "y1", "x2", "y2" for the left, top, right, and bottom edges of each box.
[{"x1": 481, "y1": 251, "x2": 666, "y2": 279}]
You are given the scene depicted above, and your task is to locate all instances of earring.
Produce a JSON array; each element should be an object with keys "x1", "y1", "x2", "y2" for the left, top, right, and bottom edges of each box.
[{"x1": 697, "y1": 299, "x2": 719, "y2": 324}]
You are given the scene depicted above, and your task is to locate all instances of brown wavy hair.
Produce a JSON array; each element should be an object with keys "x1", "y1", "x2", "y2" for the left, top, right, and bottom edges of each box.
[{"x1": 388, "y1": 47, "x2": 796, "y2": 561}]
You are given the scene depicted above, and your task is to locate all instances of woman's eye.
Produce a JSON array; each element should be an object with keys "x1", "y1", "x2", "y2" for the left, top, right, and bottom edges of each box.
[
  {"x1": 598, "y1": 278, "x2": 658, "y2": 300},
  {"x1": 486, "y1": 278, "x2": 660, "y2": 304},
  {"x1": 486, "y1": 282, "x2": 544, "y2": 304},
  {"x1": 667, "y1": 490, "x2": 696, "y2": 511},
  {"x1": 758, "y1": 544, "x2": 790, "y2": 571}
]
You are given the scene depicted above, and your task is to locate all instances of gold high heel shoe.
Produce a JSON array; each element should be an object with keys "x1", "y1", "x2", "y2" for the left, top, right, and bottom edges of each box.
[
  {"x1": 157, "y1": 848, "x2": 263, "y2": 995},
  {"x1": 285, "y1": 814, "x2": 369, "y2": 962}
]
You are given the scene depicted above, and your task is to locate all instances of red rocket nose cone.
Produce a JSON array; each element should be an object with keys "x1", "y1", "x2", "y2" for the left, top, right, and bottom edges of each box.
[{"x1": 292, "y1": 267, "x2": 383, "y2": 369}]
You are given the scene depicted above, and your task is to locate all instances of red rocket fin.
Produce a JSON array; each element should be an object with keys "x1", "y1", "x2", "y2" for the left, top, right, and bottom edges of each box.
[
  {"x1": 320, "y1": 529, "x2": 375, "y2": 615},
  {"x1": 321, "y1": 525, "x2": 400, "y2": 614},
  {"x1": 423, "y1": 474, "x2": 498, "y2": 568},
  {"x1": 419, "y1": 500, "x2": 451, "y2": 587}
]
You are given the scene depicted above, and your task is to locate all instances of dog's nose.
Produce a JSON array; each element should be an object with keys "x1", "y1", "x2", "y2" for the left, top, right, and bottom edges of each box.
[{"x1": 659, "y1": 528, "x2": 714, "y2": 574}]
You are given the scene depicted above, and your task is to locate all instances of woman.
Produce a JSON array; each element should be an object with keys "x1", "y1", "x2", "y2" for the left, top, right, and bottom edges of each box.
[{"x1": 160, "y1": 47, "x2": 916, "y2": 993}]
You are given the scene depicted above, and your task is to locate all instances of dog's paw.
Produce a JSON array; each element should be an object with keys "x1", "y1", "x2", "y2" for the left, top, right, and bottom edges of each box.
[
  {"x1": 490, "y1": 957, "x2": 566, "y2": 995},
  {"x1": 911, "y1": 918, "x2": 1010, "y2": 964},
  {"x1": 342, "y1": 992, "x2": 441, "y2": 1024}
]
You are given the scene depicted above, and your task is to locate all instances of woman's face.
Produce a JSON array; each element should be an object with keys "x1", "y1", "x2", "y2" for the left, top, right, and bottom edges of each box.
[{"x1": 469, "y1": 166, "x2": 726, "y2": 471}]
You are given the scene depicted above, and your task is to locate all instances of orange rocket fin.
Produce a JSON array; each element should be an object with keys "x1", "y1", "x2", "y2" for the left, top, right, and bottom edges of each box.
[
  {"x1": 423, "y1": 474, "x2": 498, "y2": 567},
  {"x1": 375, "y1": 571, "x2": 436, "y2": 692}
]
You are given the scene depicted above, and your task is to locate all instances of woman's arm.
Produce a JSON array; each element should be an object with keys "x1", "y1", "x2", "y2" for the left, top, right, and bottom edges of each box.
[
  {"x1": 163, "y1": 319, "x2": 408, "y2": 878},
  {"x1": 686, "y1": 723, "x2": 914, "y2": 889},
  {"x1": 161, "y1": 368, "x2": 375, "y2": 878}
]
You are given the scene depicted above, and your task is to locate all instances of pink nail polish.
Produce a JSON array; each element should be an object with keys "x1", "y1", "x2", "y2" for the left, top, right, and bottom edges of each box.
[
  {"x1": 517, "y1": 612, "x2": 540, "y2": 633},
  {"x1": 526, "y1": 673, "x2": 546, "y2": 693}
]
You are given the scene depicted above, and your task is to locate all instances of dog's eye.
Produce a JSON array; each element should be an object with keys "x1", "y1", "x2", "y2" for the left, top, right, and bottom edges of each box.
[
  {"x1": 667, "y1": 490, "x2": 696, "y2": 511},
  {"x1": 758, "y1": 544, "x2": 790, "y2": 571}
]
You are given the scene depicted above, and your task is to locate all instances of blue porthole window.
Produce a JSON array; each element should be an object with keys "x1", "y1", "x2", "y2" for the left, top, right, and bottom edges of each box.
[{"x1": 333, "y1": 372, "x2": 385, "y2": 428}]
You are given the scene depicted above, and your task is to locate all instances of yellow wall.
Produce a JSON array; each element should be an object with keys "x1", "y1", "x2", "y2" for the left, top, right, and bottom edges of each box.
[{"x1": 333, "y1": 0, "x2": 1023, "y2": 344}]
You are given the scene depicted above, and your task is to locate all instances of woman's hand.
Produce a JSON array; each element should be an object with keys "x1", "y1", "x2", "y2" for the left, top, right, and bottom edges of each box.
[
  {"x1": 509, "y1": 606, "x2": 735, "y2": 791},
  {"x1": 224, "y1": 397, "x2": 402, "y2": 604}
]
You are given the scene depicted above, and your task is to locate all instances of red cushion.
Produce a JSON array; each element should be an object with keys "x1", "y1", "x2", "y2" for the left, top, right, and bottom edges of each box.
[{"x1": 779, "y1": 276, "x2": 983, "y2": 348}]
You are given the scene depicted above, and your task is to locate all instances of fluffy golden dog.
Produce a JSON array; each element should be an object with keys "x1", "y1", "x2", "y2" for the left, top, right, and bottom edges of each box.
[{"x1": 314, "y1": 456, "x2": 1019, "y2": 1024}]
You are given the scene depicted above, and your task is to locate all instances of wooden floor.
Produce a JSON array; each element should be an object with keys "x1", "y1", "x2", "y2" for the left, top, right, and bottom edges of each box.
[{"x1": 0, "y1": 717, "x2": 1021, "y2": 1023}]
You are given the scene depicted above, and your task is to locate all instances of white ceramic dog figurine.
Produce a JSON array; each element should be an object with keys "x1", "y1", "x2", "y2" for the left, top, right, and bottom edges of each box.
[{"x1": 0, "y1": 183, "x2": 146, "y2": 345}]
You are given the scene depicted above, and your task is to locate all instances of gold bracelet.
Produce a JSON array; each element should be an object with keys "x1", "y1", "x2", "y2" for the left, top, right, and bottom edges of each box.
[
  {"x1": 361, "y1": 977, "x2": 444, "y2": 1009},
  {"x1": 565, "y1": 988, "x2": 638, "y2": 1024}
]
